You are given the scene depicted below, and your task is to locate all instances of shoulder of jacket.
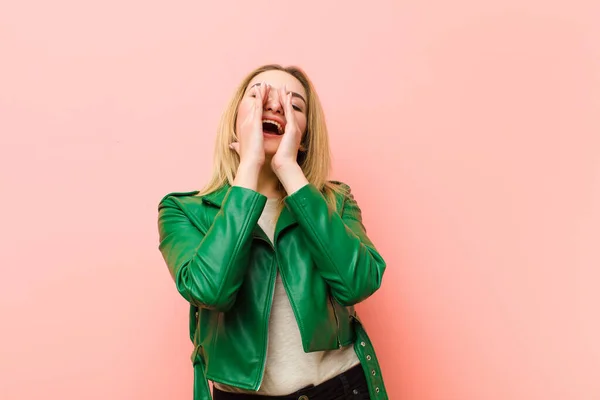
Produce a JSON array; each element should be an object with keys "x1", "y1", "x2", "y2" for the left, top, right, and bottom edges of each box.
[
  {"x1": 158, "y1": 190, "x2": 201, "y2": 207},
  {"x1": 327, "y1": 180, "x2": 353, "y2": 199},
  {"x1": 325, "y1": 180, "x2": 354, "y2": 213},
  {"x1": 328, "y1": 180, "x2": 351, "y2": 191}
]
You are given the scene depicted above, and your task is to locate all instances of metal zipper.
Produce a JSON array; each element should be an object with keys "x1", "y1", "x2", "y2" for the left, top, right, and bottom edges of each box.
[
  {"x1": 253, "y1": 234, "x2": 277, "y2": 390},
  {"x1": 328, "y1": 294, "x2": 341, "y2": 348}
]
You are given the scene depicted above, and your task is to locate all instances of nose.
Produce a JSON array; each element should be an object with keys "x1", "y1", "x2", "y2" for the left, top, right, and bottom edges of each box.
[{"x1": 264, "y1": 90, "x2": 283, "y2": 114}]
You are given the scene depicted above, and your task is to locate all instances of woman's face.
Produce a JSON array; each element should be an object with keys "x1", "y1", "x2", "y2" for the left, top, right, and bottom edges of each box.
[{"x1": 235, "y1": 70, "x2": 308, "y2": 157}]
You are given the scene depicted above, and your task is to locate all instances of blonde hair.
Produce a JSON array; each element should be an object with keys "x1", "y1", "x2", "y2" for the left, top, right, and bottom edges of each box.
[{"x1": 198, "y1": 64, "x2": 345, "y2": 208}]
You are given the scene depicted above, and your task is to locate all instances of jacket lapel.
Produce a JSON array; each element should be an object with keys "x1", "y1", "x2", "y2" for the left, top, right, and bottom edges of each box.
[
  {"x1": 200, "y1": 183, "x2": 299, "y2": 243},
  {"x1": 252, "y1": 201, "x2": 299, "y2": 244},
  {"x1": 200, "y1": 184, "x2": 230, "y2": 207},
  {"x1": 274, "y1": 204, "x2": 297, "y2": 242}
]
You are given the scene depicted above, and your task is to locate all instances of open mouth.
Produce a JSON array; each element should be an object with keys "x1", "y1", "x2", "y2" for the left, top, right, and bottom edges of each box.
[{"x1": 262, "y1": 119, "x2": 284, "y2": 135}]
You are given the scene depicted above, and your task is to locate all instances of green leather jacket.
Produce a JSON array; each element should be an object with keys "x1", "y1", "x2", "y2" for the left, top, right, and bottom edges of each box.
[{"x1": 157, "y1": 182, "x2": 389, "y2": 399}]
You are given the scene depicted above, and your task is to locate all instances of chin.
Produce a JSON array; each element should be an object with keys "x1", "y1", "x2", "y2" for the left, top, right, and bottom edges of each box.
[{"x1": 263, "y1": 145, "x2": 280, "y2": 157}]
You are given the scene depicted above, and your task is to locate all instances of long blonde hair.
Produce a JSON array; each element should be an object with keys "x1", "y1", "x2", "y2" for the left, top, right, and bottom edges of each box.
[{"x1": 198, "y1": 64, "x2": 345, "y2": 207}]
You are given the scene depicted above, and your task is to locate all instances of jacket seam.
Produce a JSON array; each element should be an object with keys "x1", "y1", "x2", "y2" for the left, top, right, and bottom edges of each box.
[
  {"x1": 208, "y1": 312, "x2": 222, "y2": 374},
  {"x1": 212, "y1": 192, "x2": 260, "y2": 307},
  {"x1": 291, "y1": 196, "x2": 356, "y2": 302},
  {"x1": 165, "y1": 196, "x2": 207, "y2": 234},
  {"x1": 254, "y1": 257, "x2": 278, "y2": 388},
  {"x1": 165, "y1": 197, "x2": 216, "y2": 308}
]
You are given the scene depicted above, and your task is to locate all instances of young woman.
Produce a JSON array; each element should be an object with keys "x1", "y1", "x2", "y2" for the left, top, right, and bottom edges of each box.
[{"x1": 157, "y1": 64, "x2": 388, "y2": 400}]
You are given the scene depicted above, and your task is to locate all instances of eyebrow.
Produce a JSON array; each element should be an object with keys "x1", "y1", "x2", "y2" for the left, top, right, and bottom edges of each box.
[{"x1": 249, "y1": 82, "x2": 307, "y2": 105}]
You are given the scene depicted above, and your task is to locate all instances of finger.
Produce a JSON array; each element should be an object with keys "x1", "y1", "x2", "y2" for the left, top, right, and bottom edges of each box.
[
  {"x1": 263, "y1": 83, "x2": 271, "y2": 107},
  {"x1": 278, "y1": 85, "x2": 289, "y2": 124},
  {"x1": 256, "y1": 82, "x2": 265, "y2": 107},
  {"x1": 286, "y1": 91, "x2": 294, "y2": 117},
  {"x1": 283, "y1": 91, "x2": 295, "y2": 127},
  {"x1": 254, "y1": 82, "x2": 265, "y2": 119},
  {"x1": 260, "y1": 82, "x2": 270, "y2": 107},
  {"x1": 279, "y1": 85, "x2": 289, "y2": 116},
  {"x1": 278, "y1": 84, "x2": 285, "y2": 110}
]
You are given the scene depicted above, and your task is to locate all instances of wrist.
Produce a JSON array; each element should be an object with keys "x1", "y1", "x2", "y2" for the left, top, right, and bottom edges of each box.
[
  {"x1": 238, "y1": 159, "x2": 264, "y2": 172},
  {"x1": 273, "y1": 163, "x2": 309, "y2": 195},
  {"x1": 233, "y1": 161, "x2": 262, "y2": 191},
  {"x1": 272, "y1": 160, "x2": 300, "y2": 175}
]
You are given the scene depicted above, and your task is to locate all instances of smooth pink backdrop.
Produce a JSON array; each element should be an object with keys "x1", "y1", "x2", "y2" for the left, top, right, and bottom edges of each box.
[{"x1": 1, "y1": 1, "x2": 599, "y2": 399}]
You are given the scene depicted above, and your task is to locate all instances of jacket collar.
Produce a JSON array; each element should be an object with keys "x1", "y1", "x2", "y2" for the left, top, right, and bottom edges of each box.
[
  {"x1": 200, "y1": 184, "x2": 298, "y2": 239},
  {"x1": 275, "y1": 204, "x2": 297, "y2": 240},
  {"x1": 200, "y1": 184, "x2": 230, "y2": 207}
]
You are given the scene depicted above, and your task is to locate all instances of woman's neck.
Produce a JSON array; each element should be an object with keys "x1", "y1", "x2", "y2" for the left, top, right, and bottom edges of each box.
[{"x1": 257, "y1": 163, "x2": 284, "y2": 199}]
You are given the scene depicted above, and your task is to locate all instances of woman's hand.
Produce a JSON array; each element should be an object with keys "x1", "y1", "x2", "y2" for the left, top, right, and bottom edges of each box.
[
  {"x1": 230, "y1": 82, "x2": 270, "y2": 168},
  {"x1": 271, "y1": 85, "x2": 304, "y2": 172},
  {"x1": 272, "y1": 85, "x2": 309, "y2": 194},
  {"x1": 231, "y1": 82, "x2": 270, "y2": 191}
]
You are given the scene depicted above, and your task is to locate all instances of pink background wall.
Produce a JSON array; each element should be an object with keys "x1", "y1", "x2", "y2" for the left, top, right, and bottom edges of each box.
[{"x1": 2, "y1": 0, "x2": 599, "y2": 399}]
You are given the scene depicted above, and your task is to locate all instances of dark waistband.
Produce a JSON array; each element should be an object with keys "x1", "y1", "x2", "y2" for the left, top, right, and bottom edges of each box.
[{"x1": 213, "y1": 363, "x2": 365, "y2": 400}]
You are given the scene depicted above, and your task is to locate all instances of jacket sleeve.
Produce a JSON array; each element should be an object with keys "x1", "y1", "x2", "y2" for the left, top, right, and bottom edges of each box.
[
  {"x1": 284, "y1": 183, "x2": 386, "y2": 306},
  {"x1": 157, "y1": 186, "x2": 267, "y2": 312}
]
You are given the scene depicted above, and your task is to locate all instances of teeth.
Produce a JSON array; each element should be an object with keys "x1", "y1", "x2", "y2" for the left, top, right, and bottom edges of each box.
[{"x1": 262, "y1": 119, "x2": 283, "y2": 134}]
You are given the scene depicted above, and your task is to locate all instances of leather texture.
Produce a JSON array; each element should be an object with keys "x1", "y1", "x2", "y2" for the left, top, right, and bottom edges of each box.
[{"x1": 157, "y1": 182, "x2": 388, "y2": 399}]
